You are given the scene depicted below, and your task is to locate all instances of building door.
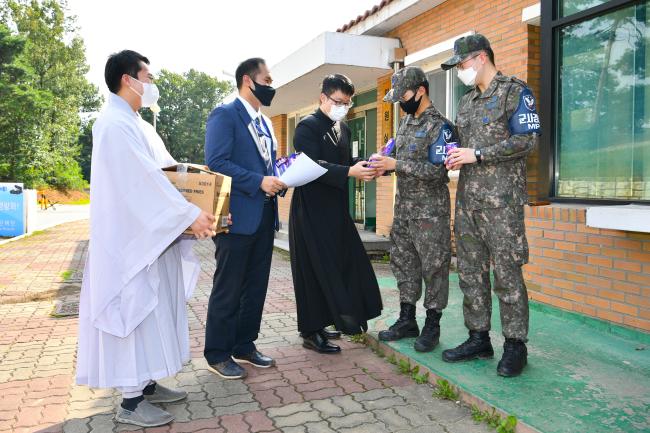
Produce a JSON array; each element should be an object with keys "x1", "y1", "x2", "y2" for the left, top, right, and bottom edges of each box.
[
  {"x1": 346, "y1": 109, "x2": 377, "y2": 229},
  {"x1": 347, "y1": 116, "x2": 366, "y2": 224}
]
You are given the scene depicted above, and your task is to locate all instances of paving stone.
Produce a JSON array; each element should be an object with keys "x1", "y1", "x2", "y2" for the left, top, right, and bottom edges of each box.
[
  {"x1": 328, "y1": 412, "x2": 377, "y2": 430},
  {"x1": 373, "y1": 407, "x2": 411, "y2": 431},
  {"x1": 303, "y1": 421, "x2": 338, "y2": 433},
  {"x1": 349, "y1": 388, "x2": 395, "y2": 402},
  {"x1": 338, "y1": 422, "x2": 390, "y2": 433},
  {"x1": 310, "y1": 399, "x2": 343, "y2": 418},
  {"x1": 330, "y1": 395, "x2": 365, "y2": 415},
  {"x1": 274, "y1": 411, "x2": 322, "y2": 428},
  {"x1": 62, "y1": 419, "x2": 90, "y2": 433},
  {"x1": 212, "y1": 402, "x2": 260, "y2": 417},
  {"x1": 267, "y1": 402, "x2": 312, "y2": 418}
]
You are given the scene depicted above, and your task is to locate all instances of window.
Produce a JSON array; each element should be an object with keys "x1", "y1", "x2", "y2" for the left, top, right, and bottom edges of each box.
[
  {"x1": 425, "y1": 69, "x2": 467, "y2": 121},
  {"x1": 546, "y1": 0, "x2": 650, "y2": 201}
]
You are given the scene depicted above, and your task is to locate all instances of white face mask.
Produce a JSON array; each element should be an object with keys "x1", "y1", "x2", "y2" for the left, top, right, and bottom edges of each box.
[
  {"x1": 457, "y1": 59, "x2": 479, "y2": 86},
  {"x1": 129, "y1": 77, "x2": 160, "y2": 107},
  {"x1": 328, "y1": 104, "x2": 350, "y2": 122}
]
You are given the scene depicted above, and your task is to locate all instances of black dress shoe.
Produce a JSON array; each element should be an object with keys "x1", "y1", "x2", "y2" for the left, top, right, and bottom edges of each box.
[
  {"x1": 319, "y1": 328, "x2": 341, "y2": 340},
  {"x1": 232, "y1": 350, "x2": 275, "y2": 368},
  {"x1": 303, "y1": 332, "x2": 341, "y2": 354},
  {"x1": 208, "y1": 359, "x2": 247, "y2": 379}
]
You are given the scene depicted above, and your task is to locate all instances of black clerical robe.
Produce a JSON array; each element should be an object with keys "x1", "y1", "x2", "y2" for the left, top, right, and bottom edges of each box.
[{"x1": 288, "y1": 109, "x2": 383, "y2": 335}]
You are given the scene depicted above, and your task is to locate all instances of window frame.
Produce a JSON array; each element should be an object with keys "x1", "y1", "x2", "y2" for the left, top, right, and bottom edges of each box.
[{"x1": 540, "y1": 0, "x2": 650, "y2": 204}]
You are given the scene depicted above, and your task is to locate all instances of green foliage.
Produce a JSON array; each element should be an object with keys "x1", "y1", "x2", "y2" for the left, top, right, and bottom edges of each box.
[
  {"x1": 432, "y1": 378, "x2": 459, "y2": 401},
  {"x1": 60, "y1": 270, "x2": 72, "y2": 281},
  {"x1": 349, "y1": 333, "x2": 367, "y2": 345},
  {"x1": 140, "y1": 69, "x2": 233, "y2": 164},
  {"x1": 471, "y1": 405, "x2": 518, "y2": 433},
  {"x1": 0, "y1": 0, "x2": 101, "y2": 189},
  {"x1": 387, "y1": 354, "x2": 397, "y2": 365}
]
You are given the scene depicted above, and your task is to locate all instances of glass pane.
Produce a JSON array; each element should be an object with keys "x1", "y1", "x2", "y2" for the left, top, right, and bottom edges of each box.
[
  {"x1": 556, "y1": 2, "x2": 650, "y2": 200},
  {"x1": 559, "y1": 0, "x2": 610, "y2": 18},
  {"x1": 426, "y1": 69, "x2": 447, "y2": 115},
  {"x1": 450, "y1": 72, "x2": 469, "y2": 121}
]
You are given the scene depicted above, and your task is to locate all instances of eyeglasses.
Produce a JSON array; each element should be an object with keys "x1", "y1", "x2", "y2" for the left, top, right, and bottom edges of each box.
[
  {"x1": 458, "y1": 54, "x2": 480, "y2": 70},
  {"x1": 327, "y1": 95, "x2": 354, "y2": 108}
]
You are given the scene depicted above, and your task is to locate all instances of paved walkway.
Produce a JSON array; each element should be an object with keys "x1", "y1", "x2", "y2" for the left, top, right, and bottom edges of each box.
[{"x1": 0, "y1": 221, "x2": 488, "y2": 433}]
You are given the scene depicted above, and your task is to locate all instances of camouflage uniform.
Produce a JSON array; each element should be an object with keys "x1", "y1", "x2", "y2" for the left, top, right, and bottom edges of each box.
[
  {"x1": 454, "y1": 72, "x2": 540, "y2": 340},
  {"x1": 384, "y1": 67, "x2": 455, "y2": 312}
]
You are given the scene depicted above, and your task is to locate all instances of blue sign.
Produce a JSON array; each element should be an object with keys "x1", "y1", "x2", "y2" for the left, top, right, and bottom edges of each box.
[{"x1": 0, "y1": 183, "x2": 25, "y2": 237}]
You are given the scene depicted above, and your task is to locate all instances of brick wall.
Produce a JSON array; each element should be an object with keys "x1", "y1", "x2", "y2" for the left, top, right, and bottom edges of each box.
[
  {"x1": 373, "y1": 0, "x2": 543, "y2": 237},
  {"x1": 271, "y1": 114, "x2": 288, "y2": 156},
  {"x1": 524, "y1": 205, "x2": 650, "y2": 332}
]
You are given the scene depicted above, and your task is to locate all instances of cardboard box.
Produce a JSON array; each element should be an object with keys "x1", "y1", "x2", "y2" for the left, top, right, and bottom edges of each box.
[{"x1": 163, "y1": 164, "x2": 231, "y2": 235}]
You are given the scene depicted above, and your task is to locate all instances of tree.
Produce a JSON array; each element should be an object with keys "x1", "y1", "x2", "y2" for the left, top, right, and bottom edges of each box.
[
  {"x1": 0, "y1": 0, "x2": 101, "y2": 189},
  {"x1": 141, "y1": 69, "x2": 233, "y2": 163}
]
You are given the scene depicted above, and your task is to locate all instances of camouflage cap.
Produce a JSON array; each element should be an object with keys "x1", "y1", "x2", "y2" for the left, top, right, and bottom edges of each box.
[
  {"x1": 441, "y1": 34, "x2": 491, "y2": 70},
  {"x1": 383, "y1": 66, "x2": 427, "y2": 103}
]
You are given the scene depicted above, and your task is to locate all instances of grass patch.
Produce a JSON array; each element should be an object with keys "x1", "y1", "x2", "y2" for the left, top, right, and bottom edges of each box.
[
  {"x1": 471, "y1": 405, "x2": 517, "y2": 433},
  {"x1": 67, "y1": 198, "x2": 90, "y2": 205},
  {"x1": 349, "y1": 333, "x2": 368, "y2": 345},
  {"x1": 61, "y1": 270, "x2": 73, "y2": 281},
  {"x1": 432, "y1": 378, "x2": 459, "y2": 401}
]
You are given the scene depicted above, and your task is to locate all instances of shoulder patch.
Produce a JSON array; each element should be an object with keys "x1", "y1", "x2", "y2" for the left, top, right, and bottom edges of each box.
[
  {"x1": 508, "y1": 87, "x2": 541, "y2": 136},
  {"x1": 428, "y1": 123, "x2": 457, "y2": 165}
]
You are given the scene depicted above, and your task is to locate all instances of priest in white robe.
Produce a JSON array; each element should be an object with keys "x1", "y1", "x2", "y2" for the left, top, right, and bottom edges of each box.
[{"x1": 75, "y1": 50, "x2": 217, "y2": 428}]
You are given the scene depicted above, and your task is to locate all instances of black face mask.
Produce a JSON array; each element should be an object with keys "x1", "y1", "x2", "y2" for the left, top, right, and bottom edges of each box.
[
  {"x1": 249, "y1": 80, "x2": 276, "y2": 106},
  {"x1": 399, "y1": 90, "x2": 422, "y2": 116}
]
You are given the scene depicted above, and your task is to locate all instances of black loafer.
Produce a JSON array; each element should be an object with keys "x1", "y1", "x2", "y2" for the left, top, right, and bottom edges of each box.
[
  {"x1": 208, "y1": 359, "x2": 247, "y2": 379},
  {"x1": 232, "y1": 350, "x2": 275, "y2": 368},
  {"x1": 319, "y1": 328, "x2": 342, "y2": 340},
  {"x1": 303, "y1": 332, "x2": 341, "y2": 354}
]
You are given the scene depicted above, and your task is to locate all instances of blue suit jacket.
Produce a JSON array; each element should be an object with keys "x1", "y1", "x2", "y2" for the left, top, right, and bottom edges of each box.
[{"x1": 205, "y1": 98, "x2": 279, "y2": 235}]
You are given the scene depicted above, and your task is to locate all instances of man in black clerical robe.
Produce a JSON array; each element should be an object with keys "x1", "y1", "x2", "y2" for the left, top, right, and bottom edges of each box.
[{"x1": 289, "y1": 74, "x2": 383, "y2": 354}]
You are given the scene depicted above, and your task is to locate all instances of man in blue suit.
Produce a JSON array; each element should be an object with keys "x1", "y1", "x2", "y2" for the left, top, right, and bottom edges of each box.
[{"x1": 204, "y1": 58, "x2": 287, "y2": 379}]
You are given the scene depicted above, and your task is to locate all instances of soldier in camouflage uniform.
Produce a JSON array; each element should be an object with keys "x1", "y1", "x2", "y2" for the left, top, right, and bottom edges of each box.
[
  {"x1": 371, "y1": 66, "x2": 456, "y2": 353},
  {"x1": 440, "y1": 34, "x2": 540, "y2": 377}
]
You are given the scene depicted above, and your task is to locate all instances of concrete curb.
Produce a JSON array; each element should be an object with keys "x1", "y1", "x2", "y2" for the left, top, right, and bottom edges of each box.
[{"x1": 365, "y1": 334, "x2": 543, "y2": 433}]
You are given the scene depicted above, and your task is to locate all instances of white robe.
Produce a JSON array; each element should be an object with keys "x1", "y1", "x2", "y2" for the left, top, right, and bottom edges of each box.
[{"x1": 76, "y1": 93, "x2": 201, "y2": 388}]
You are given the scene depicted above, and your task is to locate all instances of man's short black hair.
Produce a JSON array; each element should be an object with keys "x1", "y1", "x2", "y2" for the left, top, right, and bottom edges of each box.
[
  {"x1": 104, "y1": 50, "x2": 149, "y2": 94},
  {"x1": 236, "y1": 58, "x2": 266, "y2": 90},
  {"x1": 484, "y1": 47, "x2": 495, "y2": 65},
  {"x1": 321, "y1": 74, "x2": 355, "y2": 97}
]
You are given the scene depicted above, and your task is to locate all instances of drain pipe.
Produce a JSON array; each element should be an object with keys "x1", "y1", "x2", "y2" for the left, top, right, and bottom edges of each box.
[{"x1": 389, "y1": 47, "x2": 406, "y2": 137}]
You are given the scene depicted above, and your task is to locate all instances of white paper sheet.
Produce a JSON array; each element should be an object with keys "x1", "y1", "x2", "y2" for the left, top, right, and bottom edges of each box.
[{"x1": 278, "y1": 153, "x2": 327, "y2": 188}]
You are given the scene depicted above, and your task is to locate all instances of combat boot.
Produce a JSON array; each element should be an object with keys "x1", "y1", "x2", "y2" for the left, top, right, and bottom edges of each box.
[
  {"x1": 378, "y1": 303, "x2": 419, "y2": 341},
  {"x1": 413, "y1": 309, "x2": 442, "y2": 352},
  {"x1": 442, "y1": 330, "x2": 494, "y2": 362},
  {"x1": 497, "y1": 339, "x2": 527, "y2": 377}
]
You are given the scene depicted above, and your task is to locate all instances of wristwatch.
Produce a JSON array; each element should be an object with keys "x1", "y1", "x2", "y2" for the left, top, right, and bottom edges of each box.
[{"x1": 474, "y1": 149, "x2": 482, "y2": 164}]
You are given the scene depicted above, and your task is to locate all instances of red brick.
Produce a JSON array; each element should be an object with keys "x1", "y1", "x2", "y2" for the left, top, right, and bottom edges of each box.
[
  {"x1": 623, "y1": 316, "x2": 650, "y2": 332},
  {"x1": 585, "y1": 296, "x2": 609, "y2": 309},
  {"x1": 555, "y1": 222, "x2": 576, "y2": 232},
  {"x1": 587, "y1": 276, "x2": 612, "y2": 290},
  {"x1": 543, "y1": 249, "x2": 565, "y2": 260},
  {"x1": 562, "y1": 290, "x2": 584, "y2": 303},
  {"x1": 576, "y1": 244, "x2": 600, "y2": 255},
  {"x1": 610, "y1": 302, "x2": 638, "y2": 316},
  {"x1": 599, "y1": 289, "x2": 625, "y2": 302},
  {"x1": 613, "y1": 281, "x2": 641, "y2": 295},
  {"x1": 601, "y1": 247, "x2": 626, "y2": 259},
  {"x1": 554, "y1": 279, "x2": 574, "y2": 291},
  {"x1": 543, "y1": 231, "x2": 564, "y2": 241},
  {"x1": 627, "y1": 273, "x2": 650, "y2": 286},
  {"x1": 598, "y1": 268, "x2": 626, "y2": 281},
  {"x1": 565, "y1": 233, "x2": 588, "y2": 243},
  {"x1": 627, "y1": 251, "x2": 650, "y2": 262},
  {"x1": 597, "y1": 309, "x2": 624, "y2": 324},
  {"x1": 555, "y1": 241, "x2": 576, "y2": 252},
  {"x1": 626, "y1": 294, "x2": 650, "y2": 308},
  {"x1": 589, "y1": 236, "x2": 614, "y2": 247},
  {"x1": 614, "y1": 239, "x2": 642, "y2": 250},
  {"x1": 614, "y1": 260, "x2": 642, "y2": 273}
]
